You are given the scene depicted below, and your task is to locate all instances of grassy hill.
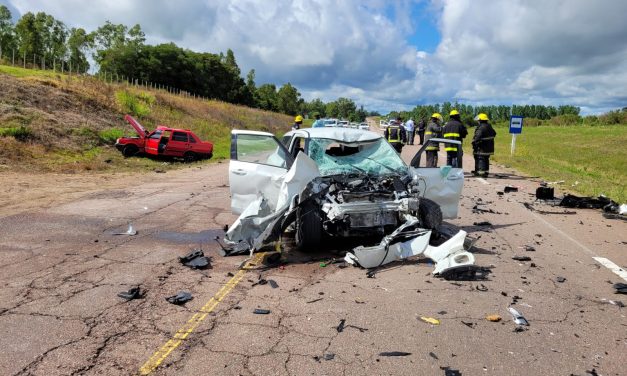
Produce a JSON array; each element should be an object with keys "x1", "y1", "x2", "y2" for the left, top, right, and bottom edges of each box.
[{"x1": 0, "y1": 65, "x2": 292, "y2": 173}]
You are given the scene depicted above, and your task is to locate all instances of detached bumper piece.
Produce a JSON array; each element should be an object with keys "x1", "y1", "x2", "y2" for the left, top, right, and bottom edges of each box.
[{"x1": 346, "y1": 218, "x2": 476, "y2": 276}]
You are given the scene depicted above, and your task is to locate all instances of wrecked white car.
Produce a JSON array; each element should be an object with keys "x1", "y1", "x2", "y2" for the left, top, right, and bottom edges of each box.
[{"x1": 224, "y1": 128, "x2": 476, "y2": 276}]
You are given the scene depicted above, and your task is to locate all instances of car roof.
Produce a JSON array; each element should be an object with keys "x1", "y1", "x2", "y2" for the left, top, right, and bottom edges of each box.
[
  {"x1": 285, "y1": 127, "x2": 382, "y2": 143},
  {"x1": 155, "y1": 125, "x2": 193, "y2": 133}
]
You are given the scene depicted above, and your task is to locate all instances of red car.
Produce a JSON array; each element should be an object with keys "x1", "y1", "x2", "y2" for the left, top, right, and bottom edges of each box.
[{"x1": 115, "y1": 115, "x2": 213, "y2": 162}]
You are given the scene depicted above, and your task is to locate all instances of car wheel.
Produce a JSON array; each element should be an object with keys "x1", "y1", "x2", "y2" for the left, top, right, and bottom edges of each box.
[
  {"x1": 418, "y1": 198, "x2": 443, "y2": 230},
  {"x1": 184, "y1": 152, "x2": 197, "y2": 163},
  {"x1": 205, "y1": 152, "x2": 213, "y2": 160},
  {"x1": 122, "y1": 145, "x2": 138, "y2": 157},
  {"x1": 296, "y1": 201, "x2": 323, "y2": 250}
]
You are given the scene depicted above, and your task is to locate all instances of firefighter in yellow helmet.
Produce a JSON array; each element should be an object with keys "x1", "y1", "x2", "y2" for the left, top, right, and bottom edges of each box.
[
  {"x1": 424, "y1": 113, "x2": 443, "y2": 167},
  {"x1": 442, "y1": 109, "x2": 468, "y2": 168},
  {"x1": 472, "y1": 113, "x2": 497, "y2": 177},
  {"x1": 292, "y1": 115, "x2": 303, "y2": 130}
]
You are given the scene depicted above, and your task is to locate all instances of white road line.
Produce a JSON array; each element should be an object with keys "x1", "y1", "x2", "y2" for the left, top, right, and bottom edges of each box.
[
  {"x1": 476, "y1": 178, "x2": 489, "y2": 185},
  {"x1": 592, "y1": 257, "x2": 627, "y2": 282}
]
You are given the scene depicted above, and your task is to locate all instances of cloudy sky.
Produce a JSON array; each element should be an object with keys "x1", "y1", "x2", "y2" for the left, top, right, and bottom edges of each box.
[{"x1": 3, "y1": 0, "x2": 627, "y2": 114}]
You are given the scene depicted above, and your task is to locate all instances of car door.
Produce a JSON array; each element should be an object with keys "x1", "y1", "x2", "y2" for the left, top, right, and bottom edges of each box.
[
  {"x1": 408, "y1": 138, "x2": 464, "y2": 219},
  {"x1": 144, "y1": 129, "x2": 162, "y2": 155},
  {"x1": 229, "y1": 130, "x2": 294, "y2": 214},
  {"x1": 167, "y1": 131, "x2": 189, "y2": 156}
]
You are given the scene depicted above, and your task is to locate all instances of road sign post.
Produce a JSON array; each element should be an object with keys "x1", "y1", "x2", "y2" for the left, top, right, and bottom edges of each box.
[{"x1": 509, "y1": 116, "x2": 523, "y2": 155}]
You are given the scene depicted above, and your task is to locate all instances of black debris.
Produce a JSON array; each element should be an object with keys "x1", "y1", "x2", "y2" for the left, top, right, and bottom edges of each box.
[
  {"x1": 473, "y1": 221, "x2": 492, "y2": 226},
  {"x1": 501, "y1": 292, "x2": 508, "y2": 297},
  {"x1": 613, "y1": 283, "x2": 627, "y2": 294},
  {"x1": 346, "y1": 325, "x2": 369, "y2": 333},
  {"x1": 556, "y1": 276, "x2": 567, "y2": 283},
  {"x1": 504, "y1": 185, "x2": 518, "y2": 193},
  {"x1": 441, "y1": 366, "x2": 462, "y2": 376},
  {"x1": 585, "y1": 368, "x2": 599, "y2": 376},
  {"x1": 437, "y1": 310, "x2": 448, "y2": 315},
  {"x1": 253, "y1": 308, "x2": 271, "y2": 314},
  {"x1": 323, "y1": 353, "x2": 335, "y2": 361},
  {"x1": 179, "y1": 249, "x2": 211, "y2": 269},
  {"x1": 513, "y1": 326, "x2": 527, "y2": 332},
  {"x1": 530, "y1": 263, "x2": 537, "y2": 268},
  {"x1": 263, "y1": 252, "x2": 282, "y2": 266},
  {"x1": 215, "y1": 237, "x2": 250, "y2": 256},
  {"x1": 602, "y1": 213, "x2": 627, "y2": 221},
  {"x1": 306, "y1": 298, "x2": 323, "y2": 304},
  {"x1": 429, "y1": 352, "x2": 439, "y2": 360},
  {"x1": 336, "y1": 319, "x2": 346, "y2": 333},
  {"x1": 379, "y1": 351, "x2": 412, "y2": 357},
  {"x1": 268, "y1": 279, "x2": 279, "y2": 289},
  {"x1": 439, "y1": 265, "x2": 492, "y2": 281},
  {"x1": 560, "y1": 194, "x2": 618, "y2": 211},
  {"x1": 117, "y1": 287, "x2": 144, "y2": 300},
  {"x1": 524, "y1": 245, "x2": 536, "y2": 252},
  {"x1": 227, "y1": 272, "x2": 234, "y2": 277},
  {"x1": 536, "y1": 186, "x2": 555, "y2": 200},
  {"x1": 512, "y1": 256, "x2": 532, "y2": 262},
  {"x1": 476, "y1": 284, "x2": 488, "y2": 292},
  {"x1": 461, "y1": 321, "x2": 475, "y2": 329},
  {"x1": 166, "y1": 291, "x2": 193, "y2": 305}
]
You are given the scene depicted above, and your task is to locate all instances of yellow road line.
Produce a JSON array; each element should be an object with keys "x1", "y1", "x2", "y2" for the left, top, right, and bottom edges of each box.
[{"x1": 139, "y1": 252, "x2": 265, "y2": 375}]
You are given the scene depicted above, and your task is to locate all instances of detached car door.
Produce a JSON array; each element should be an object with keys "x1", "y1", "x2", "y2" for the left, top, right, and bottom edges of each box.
[
  {"x1": 229, "y1": 130, "x2": 294, "y2": 215},
  {"x1": 408, "y1": 138, "x2": 464, "y2": 219}
]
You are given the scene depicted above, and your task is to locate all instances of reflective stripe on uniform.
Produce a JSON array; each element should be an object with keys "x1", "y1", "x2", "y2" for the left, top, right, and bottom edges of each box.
[
  {"x1": 426, "y1": 147, "x2": 439, "y2": 151},
  {"x1": 443, "y1": 133, "x2": 460, "y2": 138},
  {"x1": 387, "y1": 127, "x2": 401, "y2": 142},
  {"x1": 445, "y1": 147, "x2": 458, "y2": 152},
  {"x1": 425, "y1": 131, "x2": 433, "y2": 135}
]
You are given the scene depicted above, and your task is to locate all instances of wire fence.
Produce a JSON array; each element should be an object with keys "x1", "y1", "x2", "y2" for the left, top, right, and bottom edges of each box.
[{"x1": 0, "y1": 49, "x2": 210, "y2": 101}]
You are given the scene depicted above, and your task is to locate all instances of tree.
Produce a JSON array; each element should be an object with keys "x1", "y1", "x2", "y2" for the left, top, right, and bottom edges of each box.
[
  {"x1": 277, "y1": 83, "x2": 301, "y2": 115},
  {"x1": 14, "y1": 12, "x2": 42, "y2": 63},
  {"x1": 0, "y1": 5, "x2": 15, "y2": 60},
  {"x1": 222, "y1": 48, "x2": 240, "y2": 76},
  {"x1": 67, "y1": 27, "x2": 93, "y2": 73},
  {"x1": 306, "y1": 98, "x2": 326, "y2": 118},
  {"x1": 334, "y1": 97, "x2": 357, "y2": 119}
]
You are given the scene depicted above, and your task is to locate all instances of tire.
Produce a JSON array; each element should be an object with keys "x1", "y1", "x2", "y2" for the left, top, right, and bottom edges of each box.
[
  {"x1": 122, "y1": 145, "x2": 138, "y2": 157},
  {"x1": 418, "y1": 198, "x2": 443, "y2": 230},
  {"x1": 205, "y1": 152, "x2": 213, "y2": 160},
  {"x1": 183, "y1": 152, "x2": 197, "y2": 163},
  {"x1": 295, "y1": 202, "x2": 323, "y2": 250}
]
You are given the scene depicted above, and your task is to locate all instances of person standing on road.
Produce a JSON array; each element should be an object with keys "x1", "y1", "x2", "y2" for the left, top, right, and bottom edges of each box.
[
  {"x1": 311, "y1": 114, "x2": 324, "y2": 128},
  {"x1": 442, "y1": 109, "x2": 468, "y2": 168},
  {"x1": 292, "y1": 115, "x2": 303, "y2": 130},
  {"x1": 384, "y1": 118, "x2": 406, "y2": 153},
  {"x1": 424, "y1": 113, "x2": 443, "y2": 167},
  {"x1": 405, "y1": 117, "x2": 415, "y2": 145},
  {"x1": 417, "y1": 118, "x2": 426, "y2": 145},
  {"x1": 472, "y1": 113, "x2": 497, "y2": 177}
]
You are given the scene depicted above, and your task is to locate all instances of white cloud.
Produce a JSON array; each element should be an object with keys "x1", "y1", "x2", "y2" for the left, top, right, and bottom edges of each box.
[{"x1": 5, "y1": 0, "x2": 627, "y2": 113}]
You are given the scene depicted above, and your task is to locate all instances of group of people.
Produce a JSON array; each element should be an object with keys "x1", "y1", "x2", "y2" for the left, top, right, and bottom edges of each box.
[{"x1": 384, "y1": 110, "x2": 497, "y2": 177}]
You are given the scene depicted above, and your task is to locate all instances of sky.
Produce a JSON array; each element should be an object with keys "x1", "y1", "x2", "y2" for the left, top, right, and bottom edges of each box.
[{"x1": 3, "y1": 0, "x2": 627, "y2": 114}]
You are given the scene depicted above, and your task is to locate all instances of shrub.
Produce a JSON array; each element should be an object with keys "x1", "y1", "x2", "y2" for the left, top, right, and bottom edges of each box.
[
  {"x1": 0, "y1": 126, "x2": 32, "y2": 141},
  {"x1": 115, "y1": 90, "x2": 155, "y2": 117},
  {"x1": 547, "y1": 114, "x2": 582, "y2": 126},
  {"x1": 98, "y1": 128, "x2": 125, "y2": 145}
]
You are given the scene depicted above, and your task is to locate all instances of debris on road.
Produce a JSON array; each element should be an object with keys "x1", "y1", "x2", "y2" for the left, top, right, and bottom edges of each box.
[
  {"x1": 461, "y1": 321, "x2": 475, "y2": 329},
  {"x1": 613, "y1": 283, "x2": 627, "y2": 294},
  {"x1": 178, "y1": 249, "x2": 211, "y2": 269},
  {"x1": 166, "y1": 291, "x2": 193, "y2": 305},
  {"x1": 476, "y1": 284, "x2": 488, "y2": 292},
  {"x1": 306, "y1": 298, "x2": 323, "y2": 304},
  {"x1": 512, "y1": 256, "x2": 532, "y2": 262},
  {"x1": 336, "y1": 319, "x2": 346, "y2": 332},
  {"x1": 536, "y1": 186, "x2": 555, "y2": 200},
  {"x1": 486, "y1": 314, "x2": 502, "y2": 322},
  {"x1": 253, "y1": 308, "x2": 271, "y2": 314},
  {"x1": 112, "y1": 223, "x2": 137, "y2": 236},
  {"x1": 268, "y1": 279, "x2": 279, "y2": 288},
  {"x1": 504, "y1": 185, "x2": 519, "y2": 193},
  {"x1": 441, "y1": 367, "x2": 462, "y2": 376},
  {"x1": 473, "y1": 221, "x2": 492, "y2": 226},
  {"x1": 117, "y1": 287, "x2": 144, "y2": 300},
  {"x1": 420, "y1": 316, "x2": 441, "y2": 325},
  {"x1": 523, "y1": 202, "x2": 576, "y2": 215},
  {"x1": 556, "y1": 276, "x2": 567, "y2": 283},
  {"x1": 429, "y1": 352, "x2": 439, "y2": 360},
  {"x1": 508, "y1": 307, "x2": 529, "y2": 326},
  {"x1": 439, "y1": 265, "x2": 492, "y2": 281},
  {"x1": 379, "y1": 351, "x2": 412, "y2": 357}
]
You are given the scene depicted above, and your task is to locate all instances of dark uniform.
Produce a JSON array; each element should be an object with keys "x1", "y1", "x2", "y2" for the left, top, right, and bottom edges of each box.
[
  {"x1": 472, "y1": 121, "x2": 497, "y2": 177},
  {"x1": 424, "y1": 119, "x2": 442, "y2": 167},
  {"x1": 442, "y1": 117, "x2": 468, "y2": 168},
  {"x1": 384, "y1": 122, "x2": 406, "y2": 153},
  {"x1": 417, "y1": 119, "x2": 426, "y2": 145}
]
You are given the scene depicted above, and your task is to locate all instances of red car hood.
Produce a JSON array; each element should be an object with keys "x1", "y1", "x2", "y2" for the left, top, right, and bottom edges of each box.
[{"x1": 125, "y1": 115, "x2": 148, "y2": 138}]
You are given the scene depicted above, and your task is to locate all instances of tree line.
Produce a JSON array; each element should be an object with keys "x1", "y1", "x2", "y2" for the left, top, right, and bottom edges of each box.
[{"x1": 0, "y1": 7, "x2": 371, "y2": 121}]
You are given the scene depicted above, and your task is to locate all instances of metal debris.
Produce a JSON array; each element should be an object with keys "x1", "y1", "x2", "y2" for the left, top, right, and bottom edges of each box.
[
  {"x1": 166, "y1": 291, "x2": 193, "y2": 305},
  {"x1": 117, "y1": 287, "x2": 144, "y2": 300},
  {"x1": 379, "y1": 351, "x2": 412, "y2": 357},
  {"x1": 508, "y1": 307, "x2": 529, "y2": 326},
  {"x1": 253, "y1": 308, "x2": 271, "y2": 314}
]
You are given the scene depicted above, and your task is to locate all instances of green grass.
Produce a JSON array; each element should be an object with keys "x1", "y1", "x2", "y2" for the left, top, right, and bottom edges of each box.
[
  {"x1": 486, "y1": 125, "x2": 627, "y2": 202},
  {"x1": 0, "y1": 64, "x2": 66, "y2": 79},
  {"x1": 115, "y1": 90, "x2": 154, "y2": 117}
]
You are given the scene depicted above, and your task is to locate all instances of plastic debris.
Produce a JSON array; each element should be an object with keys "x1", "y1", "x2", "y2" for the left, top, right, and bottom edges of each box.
[
  {"x1": 504, "y1": 185, "x2": 518, "y2": 193},
  {"x1": 473, "y1": 221, "x2": 492, "y2": 226},
  {"x1": 512, "y1": 256, "x2": 532, "y2": 262},
  {"x1": 486, "y1": 314, "x2": 502, "y2": 322},
  {"x1": 508, "y1": 307, "x2": 529, "y2": 326},
  {"x1": 613, "y1": 283, "x2": 627, "y2": 294},
  {"x1": 336, "y1": 319, "x2": 346, "y2": 332},
  {"x1": 420, "y1": 316, "x2": 441, "y2": 325},
  {"x1": 461, "y1": 321, "x2": 475, "y2": 329},
  {"x1": 379, "y1": 351, "x2": 412, "y2": 357},
  {"x1": 536, "y1": 186, "x2": 555, "y2": 199},
  {"x1": 429, "y1": 352, "x2": 439, "y2": 360},
  {"x1": 556, "y1": 276, "x2": 566, "y2": 283},
  {"x1": 441, "y1": 367, "x2": 462, "y2": 376},
  {"x1": 306, "y1": 298, "x2": 323, "y2": 304},
  {"x1": 113, "y1": 223, "x2": 137, "y2": 236},
  {"x1": 166, "y1": 291, "x2": 193, "y2": 305},
  {"x1": 268, "y1": 279, "x2": 279, "y2": 289},
  {"x1": 476, "y1": 284, "x2": 488, "y2": 292},
  {"x1": 179, "y1": 249, "x2": 211, "y2": 269},
  {"x1": 117, "y1": 287, "x2": 144, "y2": 300},
  {"x1": 323, "y1": 353, "x2": 335, "y2": 361},
  {"x1": 253, "y1": 308, "x2": 271, "y2": 314}
]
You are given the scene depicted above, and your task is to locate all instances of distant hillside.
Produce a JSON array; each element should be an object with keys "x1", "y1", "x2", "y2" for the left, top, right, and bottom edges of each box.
[{"x1": 0, "y1": 65, "x2": 292, "y2": 173}]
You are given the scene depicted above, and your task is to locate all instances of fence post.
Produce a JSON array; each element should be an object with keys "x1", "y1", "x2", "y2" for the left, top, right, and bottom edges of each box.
[
  {"x1": 23, "y1": 51, "x2": 26, "y2": 68},
  {"x1": 12, "y1": 49, "x2": 15, "y2": 66}
]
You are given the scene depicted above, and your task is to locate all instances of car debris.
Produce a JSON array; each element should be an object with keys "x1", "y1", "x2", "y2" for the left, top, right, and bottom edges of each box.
[
  {"x1": 166, "y1": 291, "x2": 193, "y2": 305},
  {"x1": 420, "y1": 316, "x2": 441, "y2": 325},
  {"x1": 536, "y1": 186, "x2": 555, "y2": 200},
  {"x1": 336, "y1": 319, "x2": 346, "y2": 332},
  {"x1": 613, "y1": 283, "x2": 627, "y2": 294},
  {"x1": 508, "y1": 307, "x2": 529, "y2": 326},
  {"x1": 117, "y1": 286, "x2": 144, "y2": 300},
  {"x1": 556, "y1": 276, "x2": 567, "y2": 283},
  {"x1": 306, "y1": 298, "x2": 323, "y2": 304},
  {"x1": 476, "y1": 284, "x2": 488, "y2": 291},
  {"x1": 461, "y1": 321, "x2": 475, "y2": 329},
  {"x1": 178, "y1": 249, "x2": 211, "y2": 269},
  {"x1": 252, "y1": 308, "x2": 271, "y2": 314},
  {"x1": 503, "y1": 185, "x2": 518, "y2": 193},
  {"x1": 512, "y1": 256, "x2": 532, "y2": 262},
  {"x1": 486, "y1": 314, "x2": 501, "y2": 322},
  {"x1": 379, "y1": 351, "x2": 412, "y2": 357},
  {"x1": 429, "y1": 352, "x2": 439, "y2": 360},
  {"x1": 473, "y1": 221, "x2": 492, "y2": 226},
  {"x1": 523, "y1": 202, "x2": 576, "y2": 215},
  {"x1": 441, "y1": 367, "x2": 462, "y2": 376},
  {"x1": 268, "y1": 279, "x2": 279, "y2": 288},
  {"x1": 223, "y1": 129, "x2": 475, "y2": 277},
  {"x1": 112, "y1": 223, "x2": 137, "y2": 236}
]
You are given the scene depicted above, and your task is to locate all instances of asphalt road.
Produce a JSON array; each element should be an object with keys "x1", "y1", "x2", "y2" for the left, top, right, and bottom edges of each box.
[{"x1": 0, "y1": 130, "x2": 625, "y2": 376}]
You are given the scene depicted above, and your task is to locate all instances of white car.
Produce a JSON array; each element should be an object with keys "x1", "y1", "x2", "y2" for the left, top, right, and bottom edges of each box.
[
  {"x1": 228, "y1": 128, "x2": 463, "y2": 245},
  {"x1": 323, "y1": 119, "x2": 338, "y2": 127},
  {"x1": 337, "y1": 120, "x2": 350, "y2": 128},
  {"x1": 358, "y1": 122, "x2": 369, "y2": 130}
]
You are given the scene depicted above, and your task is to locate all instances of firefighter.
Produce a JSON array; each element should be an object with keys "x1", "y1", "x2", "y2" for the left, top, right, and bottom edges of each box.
[
  {"x1": 417, "y1": 118, "x2": 426, "y2": 144},
  {"x1": 472, "y1": 113, "x2": 497, "y2": 177},
  {"x1": 384, "y1": 118, "x2": 406, "y2": 153},
  {"x1": 292, "y1": 115, "x2": 303, "y2": 130},
  {"x1": 424, "y1": 113, "x2": 443, "y2": 167},
  {"x1": 442, "y1": 109, "x2": 468, "y2": 168}
]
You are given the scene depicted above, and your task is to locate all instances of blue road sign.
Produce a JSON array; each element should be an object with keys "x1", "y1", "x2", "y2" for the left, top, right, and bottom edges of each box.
[{"x1": 510, "y1": 116, "x2": 523, "y2": 134}]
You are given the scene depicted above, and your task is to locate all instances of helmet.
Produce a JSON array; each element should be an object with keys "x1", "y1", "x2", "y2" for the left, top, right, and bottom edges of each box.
[
  {"x1": 477, "y1": 113, "x2": 489, "y2": 121},
  {"x1": 431, "y1": 113, "x2": 443, "y2": 121},
  {"x1": 294, "y1": 115, "x2": 303, "y2": 123},
  {"x1": 449, "y1": 109, "x2": 460, "y2": 116}
]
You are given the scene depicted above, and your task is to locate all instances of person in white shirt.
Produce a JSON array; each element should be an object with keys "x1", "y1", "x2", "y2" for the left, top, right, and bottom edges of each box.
[{"x1": 404, "y1": 118, "x2": 415, "y2": 145}]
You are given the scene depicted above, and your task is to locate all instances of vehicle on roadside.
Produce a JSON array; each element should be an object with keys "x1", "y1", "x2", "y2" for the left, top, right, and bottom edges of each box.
[
  {"x1": 115, "y1": 115, "x2": 213, "y2": 162},
  {"x1": 358, "y1": 122, "x2": 369, "y2": 130},
  {"x1": 323, "y1": 119, "x2": 338, "y2": 127},
  {"x1": 379, "y1": 119, "x2": 389, "y2": 129},
  {"x1": 338, "y1": 120, "x2": 350, "y2": 128},
  {"x1": 228, "y1": 127, "x2": 463, "y2": 248}
]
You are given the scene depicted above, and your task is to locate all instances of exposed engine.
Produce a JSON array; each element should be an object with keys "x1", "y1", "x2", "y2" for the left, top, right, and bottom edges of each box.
[{"x1": 317, "y1": 174, "x2": 421, "y2": 237}]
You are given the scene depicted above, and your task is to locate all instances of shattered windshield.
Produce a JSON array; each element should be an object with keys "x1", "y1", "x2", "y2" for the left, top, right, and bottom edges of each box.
[{"x1": 308, "y1": 138, "x2": 408, "y2": 176}]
